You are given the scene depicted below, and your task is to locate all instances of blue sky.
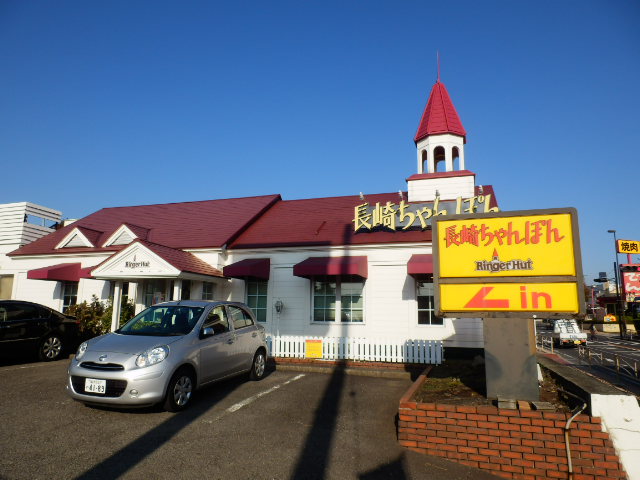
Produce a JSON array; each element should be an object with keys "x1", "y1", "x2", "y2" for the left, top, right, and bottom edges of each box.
[{"x1": 1, "y1": 0, "x2": 639, "y2": 282}]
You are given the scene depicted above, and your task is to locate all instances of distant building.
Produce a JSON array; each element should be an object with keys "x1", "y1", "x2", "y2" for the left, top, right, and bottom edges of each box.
[{"x1": 0, "y1": 202, "x2": 62, "y2": 299}]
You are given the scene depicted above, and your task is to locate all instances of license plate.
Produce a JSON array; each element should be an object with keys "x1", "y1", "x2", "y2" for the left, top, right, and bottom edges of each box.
[
  {"x1": 574, "y1": 340, "x2": 581, "y2": 345},
  {"x1": 85, "y1": 378, "x2": 106, "y2": 394}
]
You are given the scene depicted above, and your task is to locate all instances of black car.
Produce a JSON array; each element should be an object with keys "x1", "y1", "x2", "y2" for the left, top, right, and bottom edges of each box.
[{"x1": 0, "y1": 300, "x2": 80, "y2": 361}]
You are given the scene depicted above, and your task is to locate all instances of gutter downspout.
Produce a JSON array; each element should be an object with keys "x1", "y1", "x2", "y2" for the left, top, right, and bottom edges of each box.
[{"x1": 558, "y1": 389, "x2": 588, "y2": 480}]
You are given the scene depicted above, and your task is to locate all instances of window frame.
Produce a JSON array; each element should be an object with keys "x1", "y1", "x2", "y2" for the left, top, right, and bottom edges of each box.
[
  {"x1": 311, "y1": 275, "x2": 365, "y2": 324},
  {"x1": 202, "y1": 282, "x2": 215, "y2": 301},
  {"x1": 245, "y1": 280, "x2": 268, "y2": 323},
  {"x1": 62, "y1": 281, "x2": 78, "y2": 314},
  {"x1": 415, "y1": 275, "x2": 444, "y2": 327}
]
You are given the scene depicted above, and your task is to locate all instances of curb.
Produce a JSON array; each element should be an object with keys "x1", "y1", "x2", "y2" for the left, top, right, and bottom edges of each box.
[{"x1": 270, "y1": 362, "x2": 420, "y2": 380}]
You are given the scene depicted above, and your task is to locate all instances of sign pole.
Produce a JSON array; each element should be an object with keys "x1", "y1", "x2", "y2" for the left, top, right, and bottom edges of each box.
[{"x1": 483, "y1": 317, "x2": 539, "y2": 401}]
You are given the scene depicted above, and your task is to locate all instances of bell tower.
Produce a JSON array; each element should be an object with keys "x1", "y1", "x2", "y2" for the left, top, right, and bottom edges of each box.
[{"x1": 407, "y1": 75, "x2": 476, "y2": 202}]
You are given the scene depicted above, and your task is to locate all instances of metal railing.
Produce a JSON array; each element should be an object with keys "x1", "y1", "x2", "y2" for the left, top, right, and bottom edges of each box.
[
  {"x1": 536, "y1": 335, "x2": 554, "y2": 353},
  {"x1": 577, "y1": 345, "x2": 640, "y2": 381}
]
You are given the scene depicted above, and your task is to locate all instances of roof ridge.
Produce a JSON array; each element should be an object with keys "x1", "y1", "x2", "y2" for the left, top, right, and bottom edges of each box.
[{"x1": 95, "y1": 194, "x2": 282, "y2": 211}]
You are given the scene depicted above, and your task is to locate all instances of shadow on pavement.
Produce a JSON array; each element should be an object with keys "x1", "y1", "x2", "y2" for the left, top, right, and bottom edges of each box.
[{"x1": 72, "y1": 374, "x2": 249, "y2": 480}]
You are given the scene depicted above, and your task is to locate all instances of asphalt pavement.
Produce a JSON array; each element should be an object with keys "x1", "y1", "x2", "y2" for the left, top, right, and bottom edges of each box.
[
  {"x1": 540, "y1": 331, "x2": 640, "y2": 397},
  {"x1": 0, "y1": 356, "x2": 501, "y2": 480}
]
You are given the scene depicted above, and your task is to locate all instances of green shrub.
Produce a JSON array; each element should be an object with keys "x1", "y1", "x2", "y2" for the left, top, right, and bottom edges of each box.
[{"x1": 67, "y1": 295, "x2": 135, "y2": 338}]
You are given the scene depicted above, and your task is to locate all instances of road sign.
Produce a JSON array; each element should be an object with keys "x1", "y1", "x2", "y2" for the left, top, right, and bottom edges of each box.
[{"x1": 433, "y1": 207, "x2": 585, "y2": 318}]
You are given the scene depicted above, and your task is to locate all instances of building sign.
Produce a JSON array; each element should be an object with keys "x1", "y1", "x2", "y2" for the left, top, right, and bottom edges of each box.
[
  {"x1": 617, "y1": 239, "x2": 640, "y2": 254},
  {"x1": 432, "y1": 208, "x2": 585, "y2": 318},
  {"x1": 438, "y1": 213, "x2": 576, "y2": 278},
  {"x1": 305, "y1": 339, "x2": 323, "y2": 359},
  {"x1": 353, "y1": 194, "x2": 498, "y2": 232},
  {"x1": 623, "y1": 270, "x2": 640, "y2": 302}
]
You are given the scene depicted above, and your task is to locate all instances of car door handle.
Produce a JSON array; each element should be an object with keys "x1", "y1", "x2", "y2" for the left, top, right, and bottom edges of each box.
[
  {"x1": 227, "y1": 338, "x2": 234, "y2": 344},
  {"x1": 252, "y1": 332, "x2": 257, "y2": 338}
]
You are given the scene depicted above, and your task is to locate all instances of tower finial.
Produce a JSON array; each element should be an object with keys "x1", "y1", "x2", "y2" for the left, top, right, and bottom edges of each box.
[{"x1": 437, "y1": 51, "x2": 440, "y2": 83}]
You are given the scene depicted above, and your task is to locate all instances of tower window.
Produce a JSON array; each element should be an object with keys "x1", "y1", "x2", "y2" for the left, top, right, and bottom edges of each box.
[
  {"x1": 433, "y1": 146, "x2": 446, "y2": 172},
  {"x1": 452, "y1": 147, "x2": 460, "y2": 171}
]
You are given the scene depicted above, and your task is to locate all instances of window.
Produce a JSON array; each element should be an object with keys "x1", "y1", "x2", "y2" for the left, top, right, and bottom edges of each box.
[
  {"x1": 202, "y1": 282, "x2": 215, "y2": 301},
  {"x1": 313, "y1": 276, "x2": 364, "y2": 323},
  {"x1": 417, "y1": 278, "x2": 443, "y2": 325},
  {"x1": 246, "y1": 280, "x2": 267, "y2": 322},
  {"x1": 203, "y1": 306, "x2": 229, "y2": 334},
  {"x1": 228, "y1": 306, "x2": 255, "y2": 330},
  {"x1": 62, "y1": 281, "x2": 78, "y2": 313}
]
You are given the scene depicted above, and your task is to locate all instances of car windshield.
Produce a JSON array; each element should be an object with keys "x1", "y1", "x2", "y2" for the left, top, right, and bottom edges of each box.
[{"x1": 118, "y1": 305, "x2": 205, "y2": 336}]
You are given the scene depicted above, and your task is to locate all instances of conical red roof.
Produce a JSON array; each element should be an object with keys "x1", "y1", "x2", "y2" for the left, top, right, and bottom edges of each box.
[{"x1": 414, "y1": 81, "x2": 466, "y2": 143}]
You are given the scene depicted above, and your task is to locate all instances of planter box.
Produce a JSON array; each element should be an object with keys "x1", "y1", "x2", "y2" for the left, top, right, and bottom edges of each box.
[{"x1": 398, "y1": 369, "x2": 627, "y2": 480}]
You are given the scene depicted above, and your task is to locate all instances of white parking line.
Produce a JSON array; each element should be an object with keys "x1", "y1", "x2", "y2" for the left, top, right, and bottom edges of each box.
[
  {"x1": 203, "y1": 373, "x2": 305, "y2": 423},
  {"x1": 0, "y1": 363, "x2": 55, "y2": 373}
]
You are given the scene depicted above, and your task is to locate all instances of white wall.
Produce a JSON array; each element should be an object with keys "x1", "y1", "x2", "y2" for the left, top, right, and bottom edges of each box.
[
  {"x1": 408, "y1": 174, "x2": 475, "y2": 202},
  {"x1": 224, "y1": 244, "x2": 484, "y2": 348}
]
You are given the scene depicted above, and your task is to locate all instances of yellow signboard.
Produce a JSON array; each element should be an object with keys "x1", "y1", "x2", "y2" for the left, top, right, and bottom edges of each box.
[
  {"x1": 617, "y1": 239, "x2": 640, "y2": 255},
  {"x1": 439, "y1": 283, "x2": 580, "y2": 313},
  {"x1": 437, "y1": 213, "x2": 576, "y2": 278},
  {"x1": 433, "y1": 208, "x2": 585, "y2": 318},
  {"x1": 305, "y1": 339, "x2": 323, "y2": 359}
]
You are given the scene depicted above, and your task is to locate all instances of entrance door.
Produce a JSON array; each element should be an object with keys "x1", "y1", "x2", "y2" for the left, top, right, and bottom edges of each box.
[{"x1": 143, "y1": 279, "x2": 169, "y2": 307}]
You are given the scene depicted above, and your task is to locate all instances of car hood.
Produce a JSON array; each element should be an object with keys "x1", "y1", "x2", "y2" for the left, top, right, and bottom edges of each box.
[{"x1": 87, "y1": 332, "x2": 184, "y2": 355}]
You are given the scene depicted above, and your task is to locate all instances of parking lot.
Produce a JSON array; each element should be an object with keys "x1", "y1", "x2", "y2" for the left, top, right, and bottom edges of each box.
[{"x1": 0, "y1": 357, "x2": 500, "y2": 480}]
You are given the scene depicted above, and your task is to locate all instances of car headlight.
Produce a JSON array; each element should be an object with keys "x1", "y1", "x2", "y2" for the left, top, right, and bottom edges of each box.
[
  {"x1": 76, "y1": 342, "x2": 88, "y2": 360},
  {"x1": 136, "y1": 345, "x2": 169, "y2": 368}
]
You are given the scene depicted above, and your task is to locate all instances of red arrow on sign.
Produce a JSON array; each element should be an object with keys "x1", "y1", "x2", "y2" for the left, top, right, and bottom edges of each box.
[{"x1": 464, "y1": 286, "x2": 510, "y2": 309}]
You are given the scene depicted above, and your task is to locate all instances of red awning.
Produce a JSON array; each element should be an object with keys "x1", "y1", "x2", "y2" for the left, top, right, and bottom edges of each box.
[
  {"x1": 27, "y1": 263, "x2": 93, "y2": 282},
  {"x1": 293, "y1": 256, "x2": 368, "y2": 279},
  {"x1": 223, "y1": 258, "x2": 271, "y2": 280},
  {"x1": 407, "y1": 254, "x2": 433, "y2": 276}
]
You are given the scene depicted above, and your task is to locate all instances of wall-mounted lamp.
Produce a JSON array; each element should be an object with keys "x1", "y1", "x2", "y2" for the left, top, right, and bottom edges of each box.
[{"x1": 274, "y1": 300, "x2": 284, "y2": 314}]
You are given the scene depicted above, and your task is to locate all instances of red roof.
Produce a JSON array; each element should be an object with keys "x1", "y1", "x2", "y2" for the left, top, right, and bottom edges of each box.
[
  {"x1": 133, "y1": 240, "x2": 224, "y2": 277},
  {"x1": 414, "y1": 81, "x2": 466, "y2": 143},
  {"x1": 10, "y1": 195, "x2": 280, "y2": 257},
  {"x1": 230, "y1": 193, "x2": 436, "y2": 249},
  {"x1": 75, "y1": 226, "x2": 103, "y2": 246}
]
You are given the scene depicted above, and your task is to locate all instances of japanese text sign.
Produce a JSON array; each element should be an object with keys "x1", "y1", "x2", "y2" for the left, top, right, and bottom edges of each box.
[
  {"x1": 617, "y1": 239, "x2": 640, "y2": 255},
  {"x1": 437, "y1": 213, "x2": 576, "y2": 278},
  {"x1": 432, "y1": 208, "x2": 585, "y2": 318},
  {"x1": 353, "y1": 194, "x2": 498, "y2": 232}
]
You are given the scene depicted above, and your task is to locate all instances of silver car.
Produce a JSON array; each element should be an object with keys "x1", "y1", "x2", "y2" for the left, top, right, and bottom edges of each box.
[{"x1": 67, "y1": 300, "x2": 268, "y2": 411}]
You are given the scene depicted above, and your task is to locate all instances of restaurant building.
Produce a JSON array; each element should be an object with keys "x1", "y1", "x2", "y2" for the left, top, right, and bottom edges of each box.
[{"x1": 6, "y1": 79, "x2": 498, "y2": 351}]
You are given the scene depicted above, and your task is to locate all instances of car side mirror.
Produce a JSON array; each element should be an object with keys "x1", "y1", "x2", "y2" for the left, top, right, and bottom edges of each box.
[{"x1": 201, "y1": 326, "x2": 215, "y2": 338}]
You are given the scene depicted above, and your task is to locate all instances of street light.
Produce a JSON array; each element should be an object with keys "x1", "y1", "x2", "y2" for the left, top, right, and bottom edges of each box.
[{"x1": 607, "y1": 229, "x2": 626, "y2": 337}]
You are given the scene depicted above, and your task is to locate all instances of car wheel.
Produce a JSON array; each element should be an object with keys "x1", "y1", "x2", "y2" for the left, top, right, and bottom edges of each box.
[
  {"x1": 163, "y1": 368, "x2": 195, "y2": 412},
  {"x1": 249, "y1": 350, "x2": 266, "y2": 381},
  {"x1": 38, "y1": 335, "x2": 63, "y2": 361}
]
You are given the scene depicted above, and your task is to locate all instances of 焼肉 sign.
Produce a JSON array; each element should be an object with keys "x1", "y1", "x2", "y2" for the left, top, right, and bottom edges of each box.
[{"x1": 433, "y1": 208, "x2": 585, "y2": 318}]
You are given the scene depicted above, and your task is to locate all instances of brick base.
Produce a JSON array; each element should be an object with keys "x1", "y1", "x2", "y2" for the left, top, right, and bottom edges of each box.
[{"x1": 398, "y1": 371, "x2": 628, "y2": 480}]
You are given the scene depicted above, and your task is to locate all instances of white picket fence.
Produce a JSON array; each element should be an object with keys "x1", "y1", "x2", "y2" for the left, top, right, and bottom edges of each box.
[{"x1": 266, "y1": 335, "x2": 443, "y2": 364}]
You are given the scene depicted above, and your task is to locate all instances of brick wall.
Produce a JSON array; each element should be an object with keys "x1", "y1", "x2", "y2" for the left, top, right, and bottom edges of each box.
[{"x1": 398, "y1": 375, "x2": 627, "y2": 480}]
